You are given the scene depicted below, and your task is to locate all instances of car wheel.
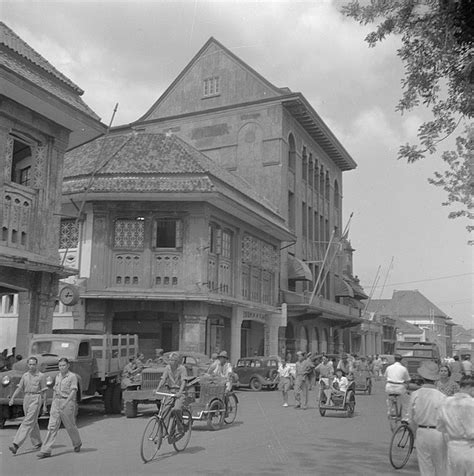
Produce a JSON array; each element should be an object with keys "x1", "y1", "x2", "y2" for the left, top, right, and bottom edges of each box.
[
  {"x1": 249, "y1": 377, "x2": 262, "y2": 392},
  {"x1": 319, "y1": 408, "x2": 326, "y2": 416}
]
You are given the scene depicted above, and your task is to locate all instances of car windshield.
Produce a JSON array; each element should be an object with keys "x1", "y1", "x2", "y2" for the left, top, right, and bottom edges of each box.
[
  {"x1": 398, "y1": 349, "x2": 433, "y2": 358},
  {"x1": 30, "y1": 340, "x2": 77, "y2": 359}
]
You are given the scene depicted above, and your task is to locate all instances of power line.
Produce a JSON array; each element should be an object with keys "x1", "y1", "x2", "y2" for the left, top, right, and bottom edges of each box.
[{"x1": 361, "y1": 272, "x2": 473, "y2": 289}]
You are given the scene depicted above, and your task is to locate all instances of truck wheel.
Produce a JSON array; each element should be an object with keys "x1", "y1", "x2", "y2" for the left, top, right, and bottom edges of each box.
[
  {"x1": 0, "y1": 416, "x2": 6, "y2": 429},
  {"x1": 125, "y1": 401, "x2": 138, "y2": 418},
  {"x1": 111, "y1": 384, "x2": 122, "y2": 414}
]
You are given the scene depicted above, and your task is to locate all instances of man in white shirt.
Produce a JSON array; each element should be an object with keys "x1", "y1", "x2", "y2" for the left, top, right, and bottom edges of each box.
[
  {"x1": 437, "y1": 375, "x2": 474, "y2": 476},
  {"x1": 406, "y1": 361, "x2": 447, "y2": 476},
  {"x1": 461, "y1": 355, "x2": 472, "y2": 376},
  {"x1": 384, "y1": 354, "x2": 410, "y2": 416}
]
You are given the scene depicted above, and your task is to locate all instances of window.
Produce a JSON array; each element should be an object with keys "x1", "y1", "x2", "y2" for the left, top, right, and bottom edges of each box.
[
  {"x1": 203, "y1": 76, "x2": 220, "y2": 97},
  {"x1": 59, "y1": 219, "x2": 79, "y2": 249},
  {"x1": 155, "y1": 218, "x2": 182, "y2": 248},
  {"x1": 10, "y1": 137, "x2": 33, "y2": 187},
  {"x1": 114, "y1": 218, "x2": 145, "y2": 249},
  {"x1": 78, "y1": 342, "x2": 90, "y2": 357},
  {"x1": 308, "y1": 155, "x2": 314, "y2": 187},
  {"x1": 334, "y1": 180, "x2": 340, "y2": 209},
  {"x1": 288, "y1": 134, "x2": 296, "y2": 171},
  {"x1": 302, "y1": 147, "x2": 307, "y2": 181}
]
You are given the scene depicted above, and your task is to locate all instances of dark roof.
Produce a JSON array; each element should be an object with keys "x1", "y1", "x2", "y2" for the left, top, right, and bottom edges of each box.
[
  {"x1": 394, "y1": 317, "x2": 423, "y2": 335},
  {"x1": 0, "y1": 22, "x2": 100, "y2": 121},
  {"x1": 63, "y1": 131, "x2": 284, "y2": 222},
  {"x1": 367, "y1": 290, "x2": 449, "y2": 320}
]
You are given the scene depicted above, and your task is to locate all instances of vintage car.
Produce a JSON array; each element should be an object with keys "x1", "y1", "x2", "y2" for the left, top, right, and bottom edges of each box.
[
  {"x1": 122, "y1": 351, "x2": 212, "y2": 418},
  {"x1": 233, "y1": 356, "x2": 279, "y2": 391}
]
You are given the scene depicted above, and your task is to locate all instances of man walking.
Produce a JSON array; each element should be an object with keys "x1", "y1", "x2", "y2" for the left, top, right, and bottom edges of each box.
[
  {"x1": 37, "y1": 358, "x2": 82, "y2": 458},
  {"x1": 294, "y1": 351, "x2": 313, "y2": 410},
  {"x1": 461, "y1": 355, "x2": 472, "y2": 376},
  {"x1": 8, "y1": 357, "x2": 47, "y2": 455},
  {"x1": 406, "y1": 361, "x2": 447, "y2": 476},
  {"x1": 384, "y1": 354, "x2": 410, "y2": 417},
  {"x1": 437, "y1": 375, "x2": 474, "y2": 476}
]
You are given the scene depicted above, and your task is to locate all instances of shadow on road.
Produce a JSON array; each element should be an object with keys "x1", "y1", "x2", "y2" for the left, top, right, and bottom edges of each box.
[{"x1": 144, "y1": 445, "x2": 205, "y2": 465}]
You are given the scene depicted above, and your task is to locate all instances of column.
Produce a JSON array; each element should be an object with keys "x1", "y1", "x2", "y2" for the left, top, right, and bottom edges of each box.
[
  {"x1": 181, "y1": 302, "x2": 208, "y2": 353},
  {"x1": 264, "y1": 320, "x2": 280, "y2": 357},
  {"x1": 230, "y1": 307, "x2": 243, "y2": 363}
]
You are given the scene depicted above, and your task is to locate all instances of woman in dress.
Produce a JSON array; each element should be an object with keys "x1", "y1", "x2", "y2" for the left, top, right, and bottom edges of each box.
[{"x1": 436, "y1": 364, "x2": 460, "y2": 396}]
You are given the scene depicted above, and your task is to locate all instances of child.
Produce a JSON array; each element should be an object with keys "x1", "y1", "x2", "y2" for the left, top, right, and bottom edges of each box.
[{"x1": 277, "y1": 357, "x2": 293, "y2": 407}]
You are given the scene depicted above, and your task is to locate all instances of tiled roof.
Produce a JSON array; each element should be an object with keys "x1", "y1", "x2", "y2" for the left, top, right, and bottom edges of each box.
[
  {"x1": 63, "y1": 131, "x2": 281, "y2": 217},
  {"x1": 0, "y1": 22, "x2": 81, "y2": 91},
  {"x1": 0, "y1": 22, "x2": 100, "y2": 121},
  {"x1": 367, "y1": 291, "x2": 449, "y2": 319},
  {"x1": 394, "y1": 317, "x2": 423, "y2": 334}
]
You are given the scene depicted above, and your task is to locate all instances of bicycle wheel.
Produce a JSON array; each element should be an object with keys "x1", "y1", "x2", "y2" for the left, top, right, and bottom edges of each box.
[
  {"x1": 224, "y1": 393, "x2": 238, "y2": 424},
  {"x1": 389, "y1": 424, "x2": 414, "y2": 469},
  {"x1": 172, "y1": 409, "x2": 193, "y2": 452},
  {"x1": 140, "y1": 416, "x2": 163, "y2": 463}
]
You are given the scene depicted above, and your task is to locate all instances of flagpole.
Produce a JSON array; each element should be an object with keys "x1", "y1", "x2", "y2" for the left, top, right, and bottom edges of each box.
[{"x1": 378, "y1": 256, "x2": 394, "y2": 299}]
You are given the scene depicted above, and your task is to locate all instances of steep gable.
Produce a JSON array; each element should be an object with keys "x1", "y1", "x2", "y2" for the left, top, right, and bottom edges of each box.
[
  {"x1": 391, "y1": 290, "x2": 449, "y2": 319},
  {"x1": 139, "y1": 37, "x2": 283, "y2": 122}
]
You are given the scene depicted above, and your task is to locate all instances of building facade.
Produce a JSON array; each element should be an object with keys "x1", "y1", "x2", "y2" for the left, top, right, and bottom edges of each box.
[
  {"x1": 56, "y1": 132, "x2": 293, "y2": 362},
  {"x1": 115, "y1": 37, "x2": 365, "y2": 358},
  {"x1": 0, "y1": 22, "x2": 104, "y2": 354}
]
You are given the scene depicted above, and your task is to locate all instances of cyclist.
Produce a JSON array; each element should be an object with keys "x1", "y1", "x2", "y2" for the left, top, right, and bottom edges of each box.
[
  {"x1": 156, "y1": 352, "x2": 187, "y2": 436},
  {"x1": 207, "y1": 351, "x2": 233, "y2": 392},
  {"x1": 384, "y1": 353, "x2": 410, "y2": 418}
]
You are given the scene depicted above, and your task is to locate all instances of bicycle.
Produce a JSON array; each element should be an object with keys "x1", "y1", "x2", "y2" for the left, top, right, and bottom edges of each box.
[
  {"x1": 389, "y1": 421, "x2": 415, "y2": 469},
  {"x1": 223, "y1": 390, "x2": 238, "y2": 424},
  {"x1": 387, "y1": 393, "x2": 403, "y2": 433},
  {"x1": 140, "y1": 391, "x2": 192, "y2": 463}
]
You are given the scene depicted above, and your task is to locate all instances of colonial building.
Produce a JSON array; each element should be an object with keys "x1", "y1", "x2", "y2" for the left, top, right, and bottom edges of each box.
[
  {"x1": 56, "y1": 132, "x2": 293, "y2": 361},
  {"x1": 108, "y1": 37, "x2": 366, "y2": 358},
  {"x1": 369, "y1": 290, "x2": 452, "y2": 358},
  {"x1": 0, "y1": 22, "x2": 104, "y2": 354}
]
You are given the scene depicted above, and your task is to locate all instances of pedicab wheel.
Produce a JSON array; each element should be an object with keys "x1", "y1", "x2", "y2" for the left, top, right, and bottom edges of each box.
[
  {"x1": 223, "y1": 393, "x2": 238, "y2": 424},
  {"x1": 140, "y1": 416, "x2": 163, "y2": 463},
  {"x1": 367, "y1": 380, "x2": 372, "y2": 395},
  {"x1": 389, "y1": 416, "x2": 399, "y2": 433},
  {"x1": 249, "y1": 377, "x2": 262, "y2": 391},
  {"x1": 207, "y1": 399, "x2": 225, "y2": 430},
  {"x1": 346, "y1": 391, "x2": 355, "y2": 417},
  {"x1": 319, "y1": 408, "x2": 326, "y2": 416},
  {"x1": 172, "y1": 409, "x2": 193, "y2": 452},
  {"x1": 389, "y1": 423, "x2": 414, "y2": 469}
]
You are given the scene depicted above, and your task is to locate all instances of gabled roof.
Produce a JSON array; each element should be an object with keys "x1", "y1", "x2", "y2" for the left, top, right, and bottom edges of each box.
[
  {"x1": 63, "y1": 131, "x2": 291, "y2": 236},
  {"x1": 394, "y1": 317, "x2": 423, "y2": 335},
  {"x1": 137, "y1": 37, "x2": 284, "y2": 122},
  {"x1": 0, "y1": 21, "x2": 100, "y2": 121}
]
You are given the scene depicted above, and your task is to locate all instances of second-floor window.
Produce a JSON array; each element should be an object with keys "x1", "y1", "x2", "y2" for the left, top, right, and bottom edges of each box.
[
  {"x1": 154, "y1": 218, "x2": 183, "y2": 248},
  {"x1": 114, "y1": 217, "x2": 145, "y2": 249},
  {"x1": 59, "y1": 219, "x2": 79, "y2": 249},
  {"x1": 10, "y1": 137, "x2": 33, "y2": 187}
]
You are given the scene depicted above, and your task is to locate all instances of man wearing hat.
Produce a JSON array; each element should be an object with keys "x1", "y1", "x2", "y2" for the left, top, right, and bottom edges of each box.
[
  {"x1": 336, "y1": 353, "x2": 353, "y2": 376},
  {"x1": 405, "y1": 361, "x2": 447, "y2": 476},
  {"x1": 208, "y1": 351, "x2": 234, "y2": 392}
]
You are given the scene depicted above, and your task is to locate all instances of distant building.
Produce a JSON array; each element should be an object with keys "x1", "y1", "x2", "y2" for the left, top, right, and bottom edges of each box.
[
  {"x1": 368, "y1": 290, "x2": 452, "y2": 357},
  {"x1": 0, "y1": 22, "x2": 104, "y2": 354}
]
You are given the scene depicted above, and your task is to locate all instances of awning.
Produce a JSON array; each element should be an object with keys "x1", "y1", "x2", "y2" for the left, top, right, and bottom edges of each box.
[
  {"x1": 288, "y1": 256, "x2": 313, "y2": 281},
  {"x1": 335, "y1": 276, "x2": 354, "y2": 297}
]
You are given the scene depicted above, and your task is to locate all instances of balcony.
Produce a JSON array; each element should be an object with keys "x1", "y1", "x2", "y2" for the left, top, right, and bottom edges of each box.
[{"x1": 280, "y1": 289, "x2": 362, "y2": 320}]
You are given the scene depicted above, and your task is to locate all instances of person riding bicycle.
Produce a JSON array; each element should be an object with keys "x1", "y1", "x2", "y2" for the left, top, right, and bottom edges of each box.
[
  {"x1": 384, "y1": 353, "x2": 410, "y2": 417},
  {"x1": 156, "y1": 352, "x2": 187, "y2": 436},
  {"x1": 207, "y1": 350, "x2": 234, "y2": 392}
]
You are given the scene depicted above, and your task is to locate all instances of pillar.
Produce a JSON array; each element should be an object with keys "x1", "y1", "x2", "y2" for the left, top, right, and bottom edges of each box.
[
  {"x1": 230, "y1": 307, "x2": 243, "y2": 363},
  {"x1": 264, "y1": 320, "x2": 280, "y2": 357}
]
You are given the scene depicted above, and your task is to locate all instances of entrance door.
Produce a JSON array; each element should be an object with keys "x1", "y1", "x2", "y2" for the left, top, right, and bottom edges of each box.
[{"x1": 162, "y1": 324, "x2": 173, "y2": 352}]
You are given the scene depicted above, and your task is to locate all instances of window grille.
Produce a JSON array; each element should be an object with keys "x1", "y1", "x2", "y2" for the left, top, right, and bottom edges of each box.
[
  {"x1": 59, "y1": 219, "x2": 79, "y2": 249},
  {"x1": 114, "y1": 218, "x2": 145, "y2": 249}
]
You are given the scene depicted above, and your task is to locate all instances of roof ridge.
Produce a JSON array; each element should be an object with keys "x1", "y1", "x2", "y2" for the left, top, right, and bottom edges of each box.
[{"x1": 0, "y1": 21, "x2": 83, "y2": 93}]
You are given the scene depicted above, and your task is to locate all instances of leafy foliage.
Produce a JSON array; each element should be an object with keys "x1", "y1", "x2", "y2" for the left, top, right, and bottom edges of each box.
[{"x1": 342, "y1": 0, "x2": 473, "y2": 234}]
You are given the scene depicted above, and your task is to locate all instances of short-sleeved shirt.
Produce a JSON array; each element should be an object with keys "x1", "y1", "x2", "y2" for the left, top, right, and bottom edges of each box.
[
  {"x1": 17, "y1": 371, "x2": 46, "y2": 394},
  {"x1": 384, "y1": 362, "x2": 410, "y2": 384},
  {"x1": 461, "y1": 360, "x2": 472, "y2": 376},
  {"x1": 54, "y1": 371, "x2": 78, "y2": 398},
  {"x1": 333, "y1": 376, "x2": 349, "y2": 392},
  {"x1": 159, "y1": 364, "x2": 187, "y2": 390},
  {"x1": 278, "y1": 363, "x2": 292, "y2": 378},
  {"x1": 316, "y1": 362, "x2": 333, "y2": 378}
]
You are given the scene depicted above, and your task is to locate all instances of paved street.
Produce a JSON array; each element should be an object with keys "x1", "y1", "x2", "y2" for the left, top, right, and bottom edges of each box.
[{"x1": 0, "y1": 380, "x2": 419, "y2": 476}]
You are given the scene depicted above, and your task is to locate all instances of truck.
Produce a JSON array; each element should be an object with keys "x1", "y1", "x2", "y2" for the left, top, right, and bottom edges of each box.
[
  {"x1": 394, "y1": 341, "x2": 441, "y2": 387},
  {"x1": 0, "y1": 330, "x2": 138, "y2": 428}
]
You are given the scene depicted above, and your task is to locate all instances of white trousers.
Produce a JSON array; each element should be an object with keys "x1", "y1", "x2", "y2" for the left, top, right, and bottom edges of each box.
[
  {"x1": 447, "y1": 440, "x2": 474, "y2": 476},
  {"x1": 415, "y1": 427, "x2": 447, "y2": 476}
]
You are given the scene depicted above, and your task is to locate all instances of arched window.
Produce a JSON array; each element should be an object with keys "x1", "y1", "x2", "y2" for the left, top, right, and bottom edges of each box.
[
  {"x1": 334, "y1": 180, "x2": 340, "y2": 209},
  {"x1": 325, "y1": 171, "x2": 330, "y2": 201},
  {"x1": 288, "y1": 134, "x2": 296, "y2": 171},
  {"x1": 308, "y1": 154, "x2": 314, "y2": 188},
  {"x1": 302, "y1": 147, "x2": 307, "y2": 181}
]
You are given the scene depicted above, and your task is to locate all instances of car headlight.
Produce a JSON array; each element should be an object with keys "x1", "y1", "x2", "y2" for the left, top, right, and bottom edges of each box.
[
  {"x1": 46, "y1": 376, "x2": 54, "y2": 387},
  {"x1": 1, "y1": 375, "x2": 11, "y2": 387}
]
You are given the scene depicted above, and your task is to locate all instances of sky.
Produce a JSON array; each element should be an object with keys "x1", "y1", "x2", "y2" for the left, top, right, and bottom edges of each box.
[{"x1": 2, "y1": 0, "x2": 472, "y2": 328}]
